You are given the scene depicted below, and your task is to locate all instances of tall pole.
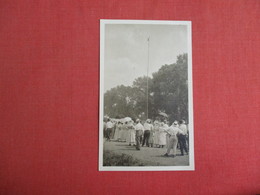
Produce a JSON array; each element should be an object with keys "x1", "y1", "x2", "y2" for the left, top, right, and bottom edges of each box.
[{"x1": 146, "y1": 37, "x2": 150, "y2": 120}]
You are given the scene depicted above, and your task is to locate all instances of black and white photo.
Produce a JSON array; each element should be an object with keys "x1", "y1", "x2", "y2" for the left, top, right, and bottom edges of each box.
[{"x1": 99, "y1": 20, "x2": 194, "y2": 171}]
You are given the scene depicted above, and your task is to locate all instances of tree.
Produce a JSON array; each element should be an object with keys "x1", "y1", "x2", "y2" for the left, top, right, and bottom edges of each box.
[
  {"x1": 104, "y1": 85, "x2": 136, "y2": 119},
  {"x1": 131, "y1": 76, "x2": 154, "y2": 120},
  {"x1": 151, "y1": 53, "x2": 188, "y2": 123},
  {"x1": 104, "y1": 53, "x2": 189, "y2": 123}
]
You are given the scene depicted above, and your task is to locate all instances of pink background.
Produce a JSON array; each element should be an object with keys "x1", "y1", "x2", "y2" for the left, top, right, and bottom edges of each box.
[{"x1": 0, "y1": 0, "x2": 259, "y2": 194}]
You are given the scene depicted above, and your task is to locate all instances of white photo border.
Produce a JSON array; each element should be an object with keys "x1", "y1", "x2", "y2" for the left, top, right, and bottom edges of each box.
[{"x1": 99, "y1": 19, "x2": 194, "y2": 171}]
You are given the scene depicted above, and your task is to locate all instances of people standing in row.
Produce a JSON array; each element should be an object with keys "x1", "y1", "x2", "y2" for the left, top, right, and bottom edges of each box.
[{"x1": 104, "y1": 117, "x2": 189, "y2": 158}]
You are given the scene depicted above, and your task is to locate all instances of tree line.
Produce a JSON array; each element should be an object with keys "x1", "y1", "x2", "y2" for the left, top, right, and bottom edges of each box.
[{"x1": 104, "y1": 53, "x2": 188, "y2": 123}]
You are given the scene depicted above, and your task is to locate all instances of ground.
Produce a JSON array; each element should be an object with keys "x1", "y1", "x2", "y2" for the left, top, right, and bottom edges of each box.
[{"x1": 103, "y1": 140, "x2": 189, "y2": 166}]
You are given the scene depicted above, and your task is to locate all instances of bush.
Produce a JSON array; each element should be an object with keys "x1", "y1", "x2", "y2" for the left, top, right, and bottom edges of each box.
[{"x1": 103, "y1": 150, "x2": 146, "y2": 166}]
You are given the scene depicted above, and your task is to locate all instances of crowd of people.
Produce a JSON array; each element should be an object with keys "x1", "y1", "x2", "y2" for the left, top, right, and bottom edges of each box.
[{"x1": 104, "y1": 117, "x2": 189, "y2": 158}]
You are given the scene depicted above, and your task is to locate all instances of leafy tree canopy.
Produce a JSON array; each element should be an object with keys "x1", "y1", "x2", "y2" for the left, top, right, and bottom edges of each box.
[{"x1": 104, "y1": 53, "x2": 189, "y2": 123}]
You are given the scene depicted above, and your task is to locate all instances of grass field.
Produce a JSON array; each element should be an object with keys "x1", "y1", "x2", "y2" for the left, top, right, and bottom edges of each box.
[{"x1": 103, "y1": 141, "x2": 189, "y2": 166}]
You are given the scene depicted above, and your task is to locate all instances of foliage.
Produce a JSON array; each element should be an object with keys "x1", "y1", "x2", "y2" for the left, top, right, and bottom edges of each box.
[
  {"x1": 104, "y1": 53, "x2": 189, "y2": 123},
  {"x1": 152, "y1": 53, "x2": 188, "y2": 123},
  {"x1": 104, "y1": 85, "x2": 136, "y2": 119},
  {"x1": 103, "y1": 150, "x2": 146, "y2": 166}
]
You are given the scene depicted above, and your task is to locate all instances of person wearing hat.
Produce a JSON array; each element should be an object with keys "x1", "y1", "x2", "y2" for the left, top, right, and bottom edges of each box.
[
  {"x1": 134, "y1": 119, "x2": 144, "y2": 150},
  {"x1": 114, "y1": 121, "x2": 122, "y2": 141},
  {"x1": 121, "y1": 121, "x2": 128, "y2": 142},
  {"x1": 118, "y1": 121, "x2": 124, "y2": 142},
  {"x1": 148, "y1": 119, "x2": 156, "y2": 147},
  {"x1": 164, "y1": 121, "x2": 184, "y2": 157},
  {"x1": 127, "y1": 120, "x2": 136, "y2": 146},
  {"x1": 158, "y1": 121, "x2": 167, "y2": 148},
  {"x1": 142, "y1": 119, "x2": 153, "y2": 147},
  {"x1": 153, "y1": 120, "x2": 160, "y2": 148},
  {"x1": 178, "y1": 120, "x2": 189, "y2": 155}
]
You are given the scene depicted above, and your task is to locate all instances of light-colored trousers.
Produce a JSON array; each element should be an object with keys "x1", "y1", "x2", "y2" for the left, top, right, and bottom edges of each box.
[{"x1": 167, "y1": 136, "x2": 178, "y2": 155}]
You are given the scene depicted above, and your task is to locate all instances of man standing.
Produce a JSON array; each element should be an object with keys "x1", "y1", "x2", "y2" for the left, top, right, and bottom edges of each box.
[
  {"x1": 135, "y1": 119, "x2": 144, "y2": 150},
  {"x1": 178, "y1": 120, "x2": 189, "y2": 155},
  {"x1": 105, "y1": 119, "x2": 114, "y2": 141},
  {"x1": 164, "y1": 121, "x2": 184, "y2": 158},
  {"x1": 142, "y1": 119, "x2": 153, "y2": 147}
]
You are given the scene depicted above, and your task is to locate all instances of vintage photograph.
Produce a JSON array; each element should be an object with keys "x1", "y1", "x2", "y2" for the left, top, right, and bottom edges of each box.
[{"x1": 99, "y1": 20, "x2": 194, "y2": 171}]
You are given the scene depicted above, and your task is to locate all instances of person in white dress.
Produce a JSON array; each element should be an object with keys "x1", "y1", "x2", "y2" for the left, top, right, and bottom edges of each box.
[
  {"x1": 164, "y1": 120, "x2": 170, "y2": 148},
  {"x1": 148, "y1": 120, "x2": 154, "y2": 147},
  {"x1": 120, "y1": 122, "x2": 128, "y2": 142},
  {"x1": 153, "y1": 120, "x2": 160, "y2": 147},
  {"x1": 113, "y1": 121, "x2": 122, "y2": 141},
  {"x1": 126, "y1": 120, "x2": 136, "y2": 146},
  {"x1": 158, "y1": 121, "x2": 167, "y2": 148}
]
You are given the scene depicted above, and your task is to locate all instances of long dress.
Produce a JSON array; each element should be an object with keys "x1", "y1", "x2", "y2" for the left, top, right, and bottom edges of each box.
[
  {"x1": 120, "y1": 124, "x2": 127, "y2": 142},
  {"x1": 113, "y1": 123, "x2": 121, "y2": 140},
  {"x1": 165, "y1": 125, "x2": 170, "y2": 148},
  {"x1": 153, "y1": 123, "x2": 160, "y2": 146},
  {"x1": 148, "y1": 124, "x2": 154, "y2": 146},
  {"x1": 126, "y1": 123, "x2": 136, "y2": 145},
  {"x1": 158, "y1": 124, "x2": 167, "y2": 146}
]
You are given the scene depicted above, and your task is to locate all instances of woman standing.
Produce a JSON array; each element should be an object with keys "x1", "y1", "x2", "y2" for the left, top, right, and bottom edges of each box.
[
  {"x1": 158, "y1": 121, "x2": 167, "y2": 148},
  {"x1": 120, "y1": 122, "x2": 128, "y2": 142},
  {"x1": 153, "y1": 120, "x2": 160, "y2": 147},
  {"x1": 113, "y1": 121, "x2": 122, "y2": 141},
  {"x1": 164, "y1": 120, "x2": 170, "y2": 148},
  {"x1": 127, "y1": 120, "x2": 136, "y2": 146},
  {"x1": 148, "y1": 120, "x2": 154, "y2": 147}
]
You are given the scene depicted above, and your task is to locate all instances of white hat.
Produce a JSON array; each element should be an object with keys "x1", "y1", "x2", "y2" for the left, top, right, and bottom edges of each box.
[{"x1": 173, "y1": 121, "x2": 178, "y2": 125}]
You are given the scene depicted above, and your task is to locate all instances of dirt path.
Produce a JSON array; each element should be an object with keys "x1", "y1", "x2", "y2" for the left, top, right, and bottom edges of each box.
[{"x1": 103, "y1": 140, "x2": 189, "y2": 166}]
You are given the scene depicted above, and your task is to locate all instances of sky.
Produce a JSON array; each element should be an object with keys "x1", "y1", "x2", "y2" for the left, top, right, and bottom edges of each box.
[{"x1": 104, "y1": 23, "x2": 188, "y2": 92}]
